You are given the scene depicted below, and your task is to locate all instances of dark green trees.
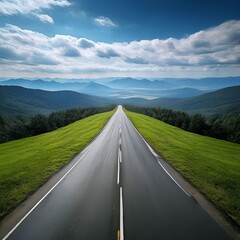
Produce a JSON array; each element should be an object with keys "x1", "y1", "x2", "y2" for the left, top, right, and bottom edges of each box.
[
  {"x1": 0, "y1": 106, "x2": 115, "y2": 143},
  {"x1": 124, "y1": 105, "x2": 240, "y2": 143}
]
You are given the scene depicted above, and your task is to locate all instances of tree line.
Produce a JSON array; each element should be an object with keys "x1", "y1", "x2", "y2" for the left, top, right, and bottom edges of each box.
[
  {"x1": 124, "y1": 105, "x2": 240, "y2": 144},
  {"x1": 0, "y1": 105, "x2": 115, "y2": 143}
]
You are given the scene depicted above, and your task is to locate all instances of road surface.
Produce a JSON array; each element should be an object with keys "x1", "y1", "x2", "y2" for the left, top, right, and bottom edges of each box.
[{"x1": 0, "y1": 106, "x2": 231, "y2": 240}]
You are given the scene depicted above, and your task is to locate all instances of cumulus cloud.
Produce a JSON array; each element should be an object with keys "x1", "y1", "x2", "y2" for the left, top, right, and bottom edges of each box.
[
  {"x1": 29, "y1": 51, "x2": 59, "y2": 65},
  {"x1": 125, "y1": 57, "x2": 149, "y2": 65},
  {"x1": 0, "y1": 0, "x2": 71, "y2": 23},
  {"x1": 0, "y1": 24, "x2": 58, "y2": 65},
  {"x1": 97, "y1": 48, "x2": 120, "y2": 59},
  {"x1": 94, "y1": 16, "x2": 117, "y2": 27},
  {"x1": 0, "y1": 20, "x2": 239, "y2": 77},
  {"x1": 0, "y1": 46, "x2": 26, "y2": 60},
  {"x1": 62, "y1": 46, "x2": 81, "y2": 57},
  {"x1": 78, "y1": 38, "x2": 95, "y2": 49},
  {"x1": 34, "y1": 13, "x2": 54, "y2": 24}
]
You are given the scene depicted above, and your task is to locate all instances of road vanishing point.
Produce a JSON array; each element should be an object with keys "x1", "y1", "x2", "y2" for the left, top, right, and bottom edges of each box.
[{"x1": 0, "y1": 106, "x2": 231, "y2": 240}]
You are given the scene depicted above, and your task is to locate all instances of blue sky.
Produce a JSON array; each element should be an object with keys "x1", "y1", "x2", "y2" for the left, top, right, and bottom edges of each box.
[{"x1": 0, "y1": 0, "x2": 240, "y2": 79}]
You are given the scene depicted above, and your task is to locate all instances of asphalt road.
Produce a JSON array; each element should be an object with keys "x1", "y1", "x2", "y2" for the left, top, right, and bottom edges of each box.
[{"x1": 0, "y1": 106, "x2": 231, "y2": 240}]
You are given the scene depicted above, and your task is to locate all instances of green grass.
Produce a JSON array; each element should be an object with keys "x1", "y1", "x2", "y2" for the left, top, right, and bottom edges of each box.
[
  {"x1": 125, "y1": 110, "x2": 240, "y2": 225},
  {"x1": 0, "y1": 110, "x2": 115, "y2": 218}
]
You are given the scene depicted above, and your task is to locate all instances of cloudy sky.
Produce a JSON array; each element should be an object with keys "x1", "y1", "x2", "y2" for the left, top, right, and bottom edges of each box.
[{"x1": 0, "y1": 0, "x2": 240, "y2": 79}]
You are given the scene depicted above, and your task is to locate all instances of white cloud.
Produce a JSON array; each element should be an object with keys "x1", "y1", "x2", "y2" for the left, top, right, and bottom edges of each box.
[
  {"x1": 34, "y1": 13, "x2": 54, "y2": 24},
  {"x1": 94, "y1": 16, "x2": 117, "y2": 27},
  {"x1": 0, "y1": 0, "x2": 71, "y2": 23},
  {"x1": 0, "y1": 20, "x2": 239, "y2": 78},
  {"x1": 97, "y1": 48, "x2": 120, "y2": 59},
  {"x1": 78, "y1": 38, "x2": 95, "y2": 49}
]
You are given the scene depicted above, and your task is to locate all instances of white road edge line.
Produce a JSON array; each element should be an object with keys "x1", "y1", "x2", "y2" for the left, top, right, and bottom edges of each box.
[
  {"x1": 127, "y1": 115, "x2": 190, "y2": 197},
  {"x1": 2, "y1": 148, "x2": 91, "y2": 240},
  {"x1": 157, "y1": 161, "x2": 190, "y2": 197},
  {"x1": 120, "y1": 187, "x2": 124, "y2": 240}
]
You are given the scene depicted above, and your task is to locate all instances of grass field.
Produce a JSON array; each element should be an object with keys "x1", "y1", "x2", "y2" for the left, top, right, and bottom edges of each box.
[
  {"x1": 125, "y1": 110, "x2": 240, "y2": 225},
  {"x1": 0, "y1": 110, "x2": 115, "y2": 218}
]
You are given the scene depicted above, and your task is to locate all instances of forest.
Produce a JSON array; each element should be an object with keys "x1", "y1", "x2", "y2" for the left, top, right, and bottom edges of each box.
[
  {"x1": 1, "y1": 104, "x2": 239, "y2": 144},
  {"x1": 0, "y1": 105, "x2": 115, "y2": 143},
  {"x1": 124, "y1": 105, "x2": 240, "y2": 144}
]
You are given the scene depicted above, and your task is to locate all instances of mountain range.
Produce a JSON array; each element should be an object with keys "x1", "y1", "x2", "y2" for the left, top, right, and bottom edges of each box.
[
  {"x1": 107, "y1": 77, "x2": 240, "y2": 90},
  {"x1": 122, "y1": 85, "x2": 240, "y2": 115},
  {"x1": 1, "y1": 84, "x2": 240, "y2": 118},
  {"x1": 1, "y1": 76, "x2": 240, "y2": 99},
  {"x1": 0, "y1": 86, "x2": 111, "y2": 118},
  {"x1": 106, "y1": 77, "x2": 173, "y2": 89}
]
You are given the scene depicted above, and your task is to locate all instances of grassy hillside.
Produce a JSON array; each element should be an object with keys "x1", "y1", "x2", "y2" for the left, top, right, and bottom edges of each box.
[
  {"x1": 125, "y1": 110, "x2": 240, "y2": 225},
  {"x1": 166, "y1": 85, "x2": 240, "y2": 115},
  {"x1": 124, "y1": 85, "x2": 240, "y2": 115},
  {"x1": 0, "y1": 86, "x2": 111, "y2": 118},
  {"x1": 0, "y1": 109, "x2": 115, "y2": 218}
]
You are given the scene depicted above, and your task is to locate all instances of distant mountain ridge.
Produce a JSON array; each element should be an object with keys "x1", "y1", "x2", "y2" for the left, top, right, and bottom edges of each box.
[
  {"x1": 0, "y1": 78, "x2": 87, "y2": 91},
  {"x1": 0, "y1": 79, "x2": 116, "y2": 97},
  {"x1": 107, "y1": 76, "x2": 240, "y2": 90},
  {"x1": 158, "y1": 77, "x2": 240, "y2": 90},
  {"x1": 1, "y1": 76, "x2": 240, "y2": 99},
  {"x1": 107, "y1": 77, "x2": 173, "y2": 89},
  {"x1": 80, "y1": 81, "x2": 115, "y2": 96},
  {"x1": 122, "y1": 85, "x2": 240, "y2": 115},
  {"x1": 1, "y1": 84, "x2": 240, "y2": 118},
  {"x1": 0, "y1": 86, "x2": 111, "y2": 118}
]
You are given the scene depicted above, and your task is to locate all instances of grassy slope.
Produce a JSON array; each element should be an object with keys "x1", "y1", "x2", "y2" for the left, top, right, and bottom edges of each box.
[
  {"x1": 125, "y1": 110, "x2": 240, "y2": 225},
  {"x1": 0, "y1": 110, "x2": 114, "y2": 218}
]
